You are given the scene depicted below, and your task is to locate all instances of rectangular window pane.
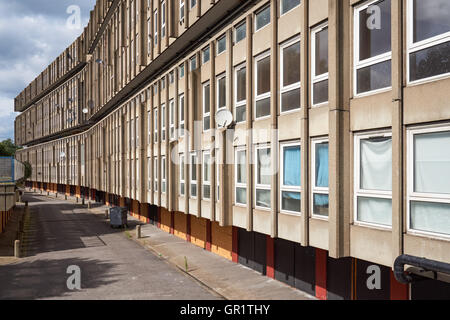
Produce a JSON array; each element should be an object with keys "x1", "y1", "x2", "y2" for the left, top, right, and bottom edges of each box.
[
  {"x1": 410, "y1": 201, "x2": 450, "y2": 236},
  {"x1": 218, "y1": 76, "x2": 226, "y2": 109},
  {"x1": 413, "y1": 0, "x2": 450, "y2": 43},
  {"x1": 257, "y1": 56, "x2": 270, "y2": 95},
  {"x1": 236, "y1": 67, "x2": 246, "y2": 103},
  {"x1": 191, "y1": 184, "x2": 197, "y2": 197},
  {"x1": 236, "y1": 105, "x2": 246, "y2": 123},
  {"x1": 356, "y1": 60, "x2": 392, "y2": 94},
  {"x1": 283, "y1": 41, "x2": 300, "y2": 86},
  {"x1": 236, "y1": 150, "x2": 246, "y2": 184},
  {"x1": 203, "y1": 185, "x2": 210, "y2": 199},
  {"x1": 180, "y1": 183, "x2": 185, "y2": 195},
  {"x1": 358, "y1": 0, "x2": 391, "y2": 61},
  {"x1": 281, "y1": 191, "x2": 300, "y2": 212},
  {"x1": 256, "y1": 97, "x2": 270, "y2": 118},
  {"x1": 203, "y1": 117, "x2": 210, "y2": 131},
  {"x1": 315, "y1": 142, "x2": 329, "y2": 188},
  {"x1": 256, "y1": 189, "x2": 271, "y2": 208},
  {"x1": 281, "y1": 88, "x2": 300, "y2": 112},
  {"x1": 257, "y1": 148, "x2": 271, "y2": 185},
  {"x1": 202, "y1": 46, "x2": 210, "y2": 63},
  {"x1": 235, "y1": 22, "x2": 246, "y2": 43},
  {"x1": 315, "y1": 27, "x2": 328, "y2": 76},
  {"x1": 217, "y1": 36, "x2": 226, "y2": 54},
  {"x1": 236, "y1": 187, "x2": 247, "y2": 204},
  {"x1": 357, "y1": 196, "x2": 392, "y2": 226},
  {"x1": 204, "y1": 84, "x2": 210, "y2": 113},
  {"x1": 204, "y1": 155, "x2": 210, "y2": 182},
  {"x1": 283, "y1": 145, "x2": 300, "y2": 186},
  {"x1": 313, "y1": 79, "x2": 328, "y2": 105},
  {"x1": 313, "y1": 194, "x2": 329, "y2": 216},
  {"x1": 409, "y1": 41, "x2": 450, "y2": 82},
  {"x1": 256, "y1": 6, "x2": 270, "y2": 31},
  {"x1": 190, "y1": 57, "x2": 197, "y2": 70},
  {"x1": 281, "y1": 0, "x2": 300, "y2": 15},
  {"x1": 414, "y1": 131, "x2": 450, "y2": 194},
  {"x1": 360, "y1": 137, "x2": 392, "y2": 191}
]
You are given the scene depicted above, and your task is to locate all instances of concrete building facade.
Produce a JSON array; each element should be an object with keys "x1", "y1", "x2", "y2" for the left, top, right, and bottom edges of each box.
[{"x1": 14, "y1": 0, "x2": 450, "y2": 299}]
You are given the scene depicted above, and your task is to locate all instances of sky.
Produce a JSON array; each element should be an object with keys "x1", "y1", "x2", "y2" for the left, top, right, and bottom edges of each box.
[{"x1": 0, "y1": 0, "x2": 96, "y2": 142}]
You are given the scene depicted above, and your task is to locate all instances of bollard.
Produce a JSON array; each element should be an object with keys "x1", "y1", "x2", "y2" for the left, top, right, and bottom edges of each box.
[
  {"x1": 65, "y1": 194, "x2": 67, "y2": 200},
  {"x1": 136, "y1": 225, "x2": 141, "y2": 239},
  {"x1": 105, "y1": 209, "x2": 109, "y2": 219},
  {"x1": 76, "y1": 197, "x2": 79, "y2": 203},
  {"x1": 14, "y1": 240, "x2": 21, "y2": 258},
  {"x1": 82, "y1": 197, "x2": 85, "y2": 205}
]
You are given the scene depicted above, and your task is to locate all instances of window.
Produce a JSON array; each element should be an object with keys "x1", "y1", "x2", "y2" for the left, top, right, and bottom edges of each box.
[
  {"x1": 354, "y1": 0, "x2": 392, "y2": 95},
  {"x1": 169, "y1": 71, "x2": 174, "y2": 84},
  {"x1": 190, "y1": 55, "x2": 197, "y2": 71},
  {"x1": 161, "y1": 156, "x2": 166, "y2": 193},
  {"x1": 202, "y1": 46, "x2": 210, "y2": 64},
  {"x1": 136, "y1": 35, "x2": 140, "y2": 65},
  {"x1": 179, "y1": 0, "x2": 185, "y2": 22},
  {"x1": 255, "y1": 52, "x2": 271, "y2": 119},
  {"x1": 354, "y1": 132, "x2": 392, "y2": 227},
  {"x1": 281, "y1": 0, "x2": 300, "y2": 15},
  {"x1": 203, "y1": 82, "x2": 210, "y2": 131},
  {"x1": 154, "y1": 108, "x2": 158, "y2": 142},
  {"x1": 169, "y1": 99, "x2": 175, "y2": 140},
  {"x1": 190, "y1": 0, "x2": 196, "y2": 9},
  {"x1": 180, "y1": 154, "x2": 185, "y2": 195},
  {"x1": 311, "y1": 139, "x2": 329, "y2": 217},
  {"x1": 255, "y1": 5, "x2": 270, "y2": 31},
  {"x1": 136, "y1": 116, "x2": 140, "y2": 147},
  {"x1": 217, "y1": 74, "x2": 226, "y2": 110},
  {"x1": 280, "y1": 38, "x2": 301, "y2": 113},
  {"x1": 407, "y1": 125, "x2": 450, "y2": 237},
  {"x1": 179, "y1": 94, "x2": 185, "y2": 137},
  {"x1": 154, "y1": 157, "x2": 158, "y2": 191},
  {"x1": 179, "y1": 64, "x2": 185, "y2": 78},
  {"x1": 280, "y1": 142, "x2": 301, "y2": 214},
  {"x1": 311, "y1": 23, "x2": 329, "y2": 106},
  {"x1": 131, "y1": 118, "x2": 135, "y2": 148},
  {"x1": 234, "y1": 64, "x2": 246, "y2": 123},
  {"x1": 235, "y1": 148, "x2": 247, "y2": 205},
  {"x1": 216, "y1": 148, "x2": 220, "y2": 201},
  {"x1": 154, "y1": 9, "x2": 158, "y2": 46},
  {"x1": 255, "y1": 145, "x2": 271, "y2": 209},
  {"x1": 217, "y1": 35, "x2": 227, "y2": 55},
  {"x1": 408, "y1": 0, "x2": 450, "y2": 83},
  {"x1": 161, "y1": 103, "x2": 166, "y2": 140},
  {"x1": 161, "y1": 1, "x2": 166, "y2": 39},
  {"x1": 131, "y1": 39, "x2": 135, "y2": 66},
  {"x1": 203, "y1": 151, "x2": 211, "y2": 199},
  {"x1": 148, "y1": 157, "x2": 152, "y2": 190},
  {"x1": 161, "y1": 78, "x2": 166, "y2": 90},
  {"x1": 190, "y1": 153, "x2": 197, "y2": 198},
  {"x1": 235, "y1": 21, "x2": 246, "y2": 43}
]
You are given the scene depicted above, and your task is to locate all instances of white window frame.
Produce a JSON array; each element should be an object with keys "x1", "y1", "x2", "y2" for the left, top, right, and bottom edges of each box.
[
  {"x1": 190, "y1": 0, "x2": 196, "y2": 9},
  {"x1": 406, "y1": 0, "x2": 450, "y2": 85},
  {"x1": 235, "y1": 147, "x2": 247, "y2": 206},
  {"x1": 161, "y1": 155, "x2": 166, "y2": 193},
  {"x1": 234, "y1": 20, "x2": 246, "y2": 44},
  {"x1": 179, "y1": 63, "x2": 185, "y2": 78},
  {"x1": 202, "y1": 151, "x2": 211, "y2": 200},
  {"x1": 254, "y1": 51, "x2": 271, "y2": 120},
  {"x1": 180, "y1": 154, "x2": 185, "y2": 196},
  {"x1": 234, "y1": 63, "x2": 246, "y2": 123},
  {"x1": 147, "y1": 157, "x2": 152, "y2": 191},
  {"x1": 161, "y1": 103, "x2": 166, "y2": 141},
  {"x1": 216, "y1": 73, "x2": 227, "y2": 111},
  {"x1": 179, "y1": 93, "x2": 185, "y2": 137},
  {"x1": 190, "y1": 55, "x2": 197, "y2": 71},
  {"x1": 280, "y1": 36, "x2": 301, "y2": 114},
  {"x1": 406, "y1": 123, "x2": 450, "y2": 239},
  {"x1": 169, "y1": 99, "x2": 175, "y2": 140},
  {"x1": 311, "y1": 138, "x2": 329, "y2": 219},
  {"x1": 179, "y1": 0, "x2": 185, "y2": 22},
  {"x1": 161, "y1": 0, "x2": 166, "y2": 39},
  {"x1": 311, "y1": 22, "x2": 329, "y2": 107},
  {"x1": 279, "y1": 141, "x2": 302, "y2": 215},
  {"x1": 202, "y1": 46, "x2": 210, "y2": 64},
  {"x1": 254, "y1": 144, "x2": 271, "y2": 211},
  {"x1": 154, "y1": 157, "x2": 158, "y2": 192},
  {"x1": 154, "y1": 9, "x2": 158, "y2": 46},
  {"x1": 190, "y1": 152, "x2": 198, "y2": 199},
  {"x1": 353, "y1": 130, "x2": 392, "y2": 229},
  {"x1": 216, "y1": 34, "x2": 227, "y2": 56},
  {"x1": 280, "y1": 0, "x2": 300, "y2": 16},
  {"x1": 254, "y1": 4, "x2": 271, "y2": 32},
  {"x1": 202, "y1": 81, "x2": 211, "y2": 132},
  {"x1": 154, "y1": 108, "x2": 158, "y2": 143},
  {"x1": 353, "y1": 0, "x2": 392, "y2": 97}
]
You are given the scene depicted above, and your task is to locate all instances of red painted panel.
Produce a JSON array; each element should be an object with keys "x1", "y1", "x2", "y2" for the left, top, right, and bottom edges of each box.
[
  {"x1": 266, "y1": 236, "x2": 275, "y2": 279},
  {"x1": 315, "y1": 248, "x2": 327, "y2": 300},
  {"x1": 390, "y1": 270, "x2": 409, "y2": 300}
]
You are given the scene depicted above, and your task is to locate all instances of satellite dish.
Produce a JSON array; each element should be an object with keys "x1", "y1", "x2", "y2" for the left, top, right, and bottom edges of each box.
[
  {"x1": 215, "y1": 109, "x2": 233, "y2": 129},
  {"x1": 82, "y1": 108, "x2": 89, "y2": 114}
]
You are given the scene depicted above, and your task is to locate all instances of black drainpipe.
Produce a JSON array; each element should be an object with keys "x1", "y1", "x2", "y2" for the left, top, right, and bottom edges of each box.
[{"x1": 394, "y1": 254, "x2": 450, "y2": 284}]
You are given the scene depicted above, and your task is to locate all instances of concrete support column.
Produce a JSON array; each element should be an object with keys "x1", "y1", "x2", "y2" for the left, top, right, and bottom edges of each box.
[{"x1": 245, "y1": 14, "x2": 253, "y2": 232}]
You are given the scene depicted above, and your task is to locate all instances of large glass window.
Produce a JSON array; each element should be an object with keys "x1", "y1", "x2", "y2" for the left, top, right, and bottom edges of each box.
[
  {"x1": 235, "y1": 64, "x2": 246, "y2": 123},
  {"x1": 311, "y1": 23, "x2": 329, "y2": 106},
  {"x1": 161, "y1": 156, "x2": 166, "y2": 193},
  {"x1": 154, "y1": 157, "x2": 158, "y2": 191},
  {"x1": 217, "y1": 74, "x2": 226, "y2": 110},
  {"x1": 180, "y1": 154, "x2": 185, "y2": 196},
  {"x1": 408, "y1": 0, "x2": 450, "y2": 83},
  {"x1": 355, "y1": 132, "x2": 392, "y2": 227},
  {"x1": 154, "y1": 9, "x2": 158, "y2": 46},
  {"x1": 255, "y1": 5, "x2": 270, "y2": 31},
  {"x1": 203, "y1": 151, "x2": 211, "y2": 199},
  {"x1": 312, "y1": 139, "x2": 329, "y2": 217},
  {"x1": 154, "y1": 108, "x2": 158, "y2": 143},
  {"x1": 179, "y1": 94, "x2": 185, "y2": 137},
  {"x1": 255, "y1": 52, "x2": 271, "y2": 119},
  {"x1": 281, "y1": 0, "x2": 300, "y2": 15},
  {"x1": 235, "y1": 148, "x2": 247, "y2": 205},
  {"x1": 190, "y1": 153, "x2": 197, "y2": 198},
  {"x1": 161, "y1": 1, "x2": 166, "y2": 39},
  {"x1": 408, "y1": 126, "x2": 450, "y2": 237},
  {"x1": 354, "y1": 0, "x2": 392, "y2": 95},
  {"x1": 161, "y1": 103, "x2": 166, "y2": 141},
  {"x1": 280, "y1": 143, "x2": 301, "y2": 214},
  {"x1": 203, "y1": 82, "x2": 210, "y2": 131},
  {"x1": 169, "y1": 99, "x2": 175, "y2": 140},
  {"x1": 280, "y1": 38, "x2": 301, "y2": 113},
  {"x1": 255, "y1": 146, "x2": 271, "y2": 209}
]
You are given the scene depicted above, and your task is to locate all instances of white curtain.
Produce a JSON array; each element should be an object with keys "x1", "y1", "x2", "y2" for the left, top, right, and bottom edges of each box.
[
  {"x1": 414, "y1": 131, "x2": 450, "y2": 194},
  {"x1": 410, "y1": 201, "x2": 450, "y2": 236},
  {"x1": 360, "y1": 137, "x2": 392, "y2": 191},
  {"x1": 357, "y1": 196, "x2": 392, "y2": 226}
]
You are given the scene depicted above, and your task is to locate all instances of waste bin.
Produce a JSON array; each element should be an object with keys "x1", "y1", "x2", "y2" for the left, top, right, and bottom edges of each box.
[{"x1": 110, "y1": 207, "x2": 128, "y2": 228}]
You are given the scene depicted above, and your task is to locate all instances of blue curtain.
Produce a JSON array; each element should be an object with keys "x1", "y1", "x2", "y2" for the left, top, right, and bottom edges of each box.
[
  {"x1": 315, "y1": 143, "x2": 329, "y2": 188},
  {"x1": 283, "y1": 146, "x2": 301, "y2": 187}
]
